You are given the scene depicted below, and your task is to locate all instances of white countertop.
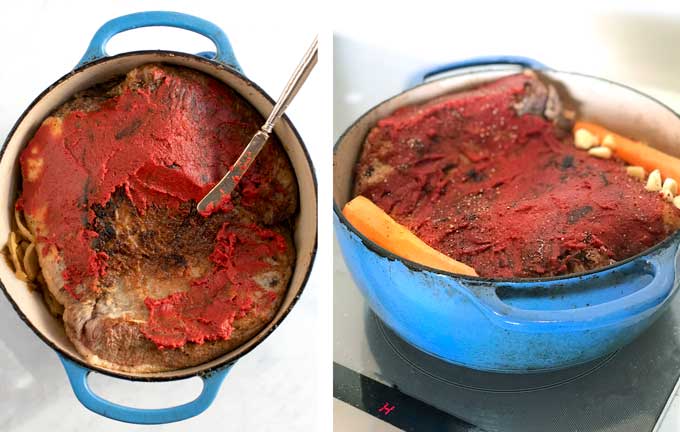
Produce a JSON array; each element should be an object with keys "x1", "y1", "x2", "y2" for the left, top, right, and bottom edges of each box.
[{"x1": 0, "y1": 1, "x2": 327, "y2": 431}]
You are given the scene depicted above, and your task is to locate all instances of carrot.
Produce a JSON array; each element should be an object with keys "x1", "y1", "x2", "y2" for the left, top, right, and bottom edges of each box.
[
  {"x1": 574, "y1": 121, "x2": 680, "y2": 182},
  {"x1": 342, "y1": 196, "x2": 478, "y2": 276}
]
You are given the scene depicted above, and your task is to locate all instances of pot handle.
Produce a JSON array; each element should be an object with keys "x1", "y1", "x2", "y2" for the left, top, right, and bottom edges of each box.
[
  {"x1": 58, "y1": 355, "x2": 232, "y2": 424},
  {"x1": 76, "y1": 11, "x2": 242, "y2": 71},
  {"x1": 461, "y1": 254, "x2": 676, "y2": 333},
  {"x1": 406, "y1": 55, "x2": 548, "y2": 89}
]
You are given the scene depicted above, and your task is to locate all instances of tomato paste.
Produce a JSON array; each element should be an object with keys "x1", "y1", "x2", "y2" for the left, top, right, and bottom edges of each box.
[
  {"x1": 355, "y1": 74, "x2": 677, "y2": 278},
  {"x1": 20, "y1": 65, "x2": 292, "y2": 348},
  {"x1": 140, "y1": 223, "x2": 286, "y2": 349}
]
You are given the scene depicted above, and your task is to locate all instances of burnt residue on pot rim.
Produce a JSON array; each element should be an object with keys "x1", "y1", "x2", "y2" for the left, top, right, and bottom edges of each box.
[
  {"x1": 0, "y1": 50, "x2": 318, "y2": 382},
  {"x1": 333, "y1": 67, "x2": 680, "y2": 286}
]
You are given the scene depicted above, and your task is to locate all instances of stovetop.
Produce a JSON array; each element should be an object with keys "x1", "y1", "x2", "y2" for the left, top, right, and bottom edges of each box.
[{"x1": 334, "y1": 241, "x2": 680, "y2": 432}]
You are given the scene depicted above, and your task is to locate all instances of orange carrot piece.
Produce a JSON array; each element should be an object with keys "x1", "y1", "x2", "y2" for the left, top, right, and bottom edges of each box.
[
  {"x1": 342, "y1": 196, "x2": 478, "y2": 276},
  {"x1": 574, "y1": 121, "x2": 680, "y2": 182}
]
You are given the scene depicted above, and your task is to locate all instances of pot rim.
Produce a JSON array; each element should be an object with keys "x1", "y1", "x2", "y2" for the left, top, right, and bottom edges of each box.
[
  {"x1": 334, "y1": 66, "x2": 680, "y2": 285},
  {"x1": 0, "y1": 49, "x2": 318, "y2": 382}
]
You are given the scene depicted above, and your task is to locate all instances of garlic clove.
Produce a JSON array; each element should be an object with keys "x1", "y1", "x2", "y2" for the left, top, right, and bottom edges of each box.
[
  {"x1": 645, "y1": 169, "x2": 662, "y2": 192},
  {"x1": 588, "y1": 146, "x2": 612, "y2": 159},
  {"x1": 626, "y1": 166, "x2": 646, "y2": 181},
  {"x1": 574, "y1": 128, "x2": 598, "y2": 150}
]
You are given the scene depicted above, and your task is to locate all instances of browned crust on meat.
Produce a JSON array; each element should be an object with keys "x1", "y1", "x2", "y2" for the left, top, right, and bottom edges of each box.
[
  {"x1": 24, "y1": 64, "x2": 298, "y2": 373},
  {"x1": 60, "y1": 208, "x2": 295, "y2": 372},
  {"x1": 352, "y1": 74, "x2": 680, "y2": 278}
]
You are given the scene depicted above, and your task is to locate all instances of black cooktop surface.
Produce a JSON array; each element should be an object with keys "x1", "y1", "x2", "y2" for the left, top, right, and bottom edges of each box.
[{"x1": 334, "y1": 245, "x2": 680, "y2": 432}]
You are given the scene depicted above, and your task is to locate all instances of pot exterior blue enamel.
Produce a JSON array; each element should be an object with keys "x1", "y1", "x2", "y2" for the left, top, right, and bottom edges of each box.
[
  {"x1": 335, "y1": 215, "x2": 680, "y2": 373},
  {"x1": 334, "y1": 55, "x2": 680, "y2": 373},
  {"x1": 76, "y1": 11, "x2": 241, "y2": 70},
  {"x1": 60, "y1": 357, "x2": 232, "y2": 424}
]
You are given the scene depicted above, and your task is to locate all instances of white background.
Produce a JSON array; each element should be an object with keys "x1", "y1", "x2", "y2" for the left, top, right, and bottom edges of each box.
[
  {"x1": 333, "y1": 0, "x2": 680, "y2": 128},
  {"x1": 0, "y1": 1, "x2": 331, "y2": 431}
]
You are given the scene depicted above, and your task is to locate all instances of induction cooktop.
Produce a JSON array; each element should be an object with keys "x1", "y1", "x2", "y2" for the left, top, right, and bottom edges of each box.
[{"x1": 333, "y1": 242, "x2": 680, "y2": 432}]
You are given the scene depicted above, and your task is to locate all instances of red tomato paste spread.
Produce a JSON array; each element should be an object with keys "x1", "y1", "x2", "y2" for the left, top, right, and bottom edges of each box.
[
  {"x1": 20, "y1": 65, "x2": 293, "y2": 348},
  {"x1": 354, "y1": 74, "x2": 679, "y2": 278},
  {"x1": 140, "y1": 222, "x2": 286, "y2": 349}
]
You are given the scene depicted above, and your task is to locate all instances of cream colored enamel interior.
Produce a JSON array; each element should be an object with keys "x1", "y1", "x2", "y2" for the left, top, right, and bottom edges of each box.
[
  {"x1": 0, "y1": 53, "x2": 316, "y2": 379},
  {"x1": 334, "y1": 68, "x2": 680, "y2": 208}
]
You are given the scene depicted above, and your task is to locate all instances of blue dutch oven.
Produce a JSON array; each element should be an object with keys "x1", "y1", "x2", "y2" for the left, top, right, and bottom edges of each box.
[
  {"x1": 334, "y1": 56, "x2": 680, "y2": 373},
  {"x1": 0, "y1": 12, "x2": 317, "y2": 424}
]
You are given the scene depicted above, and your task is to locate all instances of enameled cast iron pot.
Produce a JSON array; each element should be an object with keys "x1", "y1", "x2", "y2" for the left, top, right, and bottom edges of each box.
[
  {"x1": 334, "y1": 56, "x2": 680, "y2": 373},
  {"x1": 0, "y1": 12, "x2": 317, "y2": 424}
]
